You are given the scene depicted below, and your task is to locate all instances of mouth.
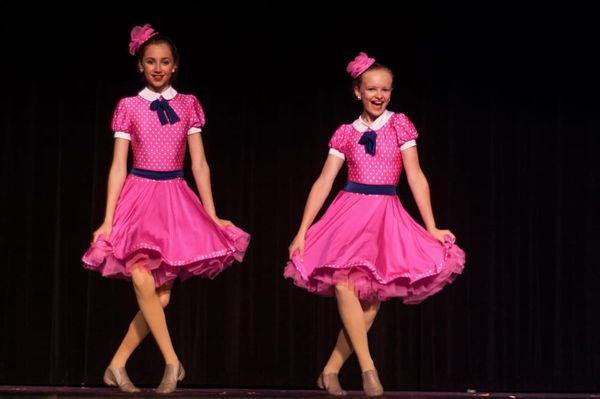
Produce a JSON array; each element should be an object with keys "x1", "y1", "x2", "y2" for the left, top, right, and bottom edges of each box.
[
  {"x1": 152, "y1": 75, "x2": 165, "y2": 81},
  {"x1": 371, "y1": 100, "x2": 385, "y2": 107}
]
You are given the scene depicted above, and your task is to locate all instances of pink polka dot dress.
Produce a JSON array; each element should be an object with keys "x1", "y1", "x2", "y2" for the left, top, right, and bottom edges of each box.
[
  {"x1": 82, "y1": 87, "x2": 250, "y2": 287},
  {"x1": 284, "y1": 111, "x2": 465, "y2": 304}
]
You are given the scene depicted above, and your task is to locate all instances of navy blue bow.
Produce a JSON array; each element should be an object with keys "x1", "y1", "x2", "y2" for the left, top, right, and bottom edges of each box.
[
  {"x1": 150, "y1": 98, "x2": 180, "y2": 125},
  {"x1": 359, "y1": 130, "x2": 377, "y2": 155}
]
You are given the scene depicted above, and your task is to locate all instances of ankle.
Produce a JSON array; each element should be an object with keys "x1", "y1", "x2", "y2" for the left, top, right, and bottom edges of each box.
[
  {"x1": 165, "y1": 357, "x2": 179, "y2": 366},
  {"x1": 323, "y1": 366, "x2": 341, "y2": 375},
  {"x1": 109, "y1": 359, "x2": 127, "y2": 369},
  {"x1": 359, "y1": 362, "x2": 376, "y2": 373}
]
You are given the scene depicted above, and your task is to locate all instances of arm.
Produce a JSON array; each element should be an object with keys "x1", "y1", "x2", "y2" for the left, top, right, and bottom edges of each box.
[
  {"x1": 187, "y1": 133, "x2": 231, "y2": 227},
  {"x1": 402, "y1": 146, "x2": 455, "y2": 244},
  {"x1": 288, "y1": 154, "x2": 345, "y2": 260},
  {"x1": 92, "y1": 138, "x2": 129, "y2": 242}
]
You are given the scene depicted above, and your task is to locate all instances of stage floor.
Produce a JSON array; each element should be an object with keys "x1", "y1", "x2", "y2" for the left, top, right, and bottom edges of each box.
[{"x1": 1, "y1": 386, "x2": 598, "y2": 399}]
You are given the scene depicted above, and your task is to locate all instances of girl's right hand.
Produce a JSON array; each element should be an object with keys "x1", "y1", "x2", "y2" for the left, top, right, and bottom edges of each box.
[
  {"x1": 288, "y1": 233, "x2": 306, "y2": 261},
  {"x1": 92, "y1": 222, "x2": 112, "y2": 243},
  {"x1": 211, "y1": 216, "x2": 234, "y2": 229}
]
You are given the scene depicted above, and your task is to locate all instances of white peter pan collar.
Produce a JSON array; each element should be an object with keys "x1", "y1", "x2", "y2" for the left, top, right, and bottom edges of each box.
[
  {"x1": 352, "y1": 110, "x2": 394, "y2": 132},
  {"x1": 138, "y1": 86, "x2": 178, "y2": 101}
]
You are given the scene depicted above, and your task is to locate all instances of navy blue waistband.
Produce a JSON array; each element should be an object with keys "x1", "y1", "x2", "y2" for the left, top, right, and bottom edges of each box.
[
  {"x1": 131, "y1": 168, "x2": 184, "y2": 180},
  {"x1": 343, "y1": 181, "x2": 397, "y2": 195}
]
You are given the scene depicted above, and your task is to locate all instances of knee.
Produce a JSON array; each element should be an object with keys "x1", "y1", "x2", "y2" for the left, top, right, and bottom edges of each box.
[
  {"x1": 334, "y1": 283, "x2": 350, "y2": 296},
  {"x1": 335, "y1": 283, "x2": 356, "y2": 300},
  {"x1": 131, "y1": 266, "x2": 154, "y2": 294},
  {"x1": 159, "y1": 292, "x2": 171, "y2": 308},
  {"x1": 365, "y1": 312, "x2": 378, "y2": 329},
  {"x1": 364, "y1": 303, "x2": 381, "y2": 329}
]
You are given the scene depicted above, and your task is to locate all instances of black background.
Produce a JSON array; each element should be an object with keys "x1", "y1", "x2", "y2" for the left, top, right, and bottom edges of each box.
[{"x1": 1, "y1": 5, "x2": 598, "y2": 392}]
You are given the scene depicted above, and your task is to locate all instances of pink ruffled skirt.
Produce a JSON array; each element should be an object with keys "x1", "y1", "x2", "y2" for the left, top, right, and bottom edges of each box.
[
  {"x1": 284, "y1": 191, "x2": 464, "y2": 304},
  {"x1": 83, "y1": 174, "x2": 250, "y2": 287}
]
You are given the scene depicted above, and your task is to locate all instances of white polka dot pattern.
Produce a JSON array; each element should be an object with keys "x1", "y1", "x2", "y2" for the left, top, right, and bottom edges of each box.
[
  {"x1": 328, "y1": 113, "x2": 419, "y2": 185},
  {"x1": 111, "y1": 93, "x2": 206, "y2": 171}
]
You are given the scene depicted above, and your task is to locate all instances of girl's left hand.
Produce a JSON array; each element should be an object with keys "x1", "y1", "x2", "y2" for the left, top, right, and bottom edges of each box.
[
  {"x1": 428, "y1": 228, "x2": 456, "y2": 246},
  {"x1": 212, "y1": 216, "x2": 233, "y2": 228}
]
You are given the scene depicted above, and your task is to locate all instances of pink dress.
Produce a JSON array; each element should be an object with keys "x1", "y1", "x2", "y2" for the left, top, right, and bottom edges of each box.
[
  {"x1": 82, "y1": 87, "x2": 250, "y2": 287},
  {"x1": 284, "y1": 111, "x2": 465, "y2": 304}
]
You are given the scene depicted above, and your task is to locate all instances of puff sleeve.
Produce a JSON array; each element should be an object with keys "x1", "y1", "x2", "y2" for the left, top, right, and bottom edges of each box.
[
  {"x1": 187, "y1": 95, "x2": 206, "y2": 135},
  {"x1": 111, "y1": 98, "x2": 132, "y2": 140},
  {"x1": 328, "y1": 124, "x2": 349, "y2": 160},
  {"x1": 394, "y1": 113, "x2": 419, "y2": 151}
]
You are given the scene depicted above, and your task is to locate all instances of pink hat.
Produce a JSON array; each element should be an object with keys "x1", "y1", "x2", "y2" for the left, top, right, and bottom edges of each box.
[
  {"x1": 128, "y1": 24, "x2": 158, "y2": 55},
  {"x1": 346, "y1": 52, "x2": 376, "y2": 79}
]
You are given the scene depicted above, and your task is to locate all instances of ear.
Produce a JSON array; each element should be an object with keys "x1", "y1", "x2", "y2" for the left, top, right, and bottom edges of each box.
[
  {"x1": 353, "y1": 85, "x2": 362, "y2": 100},
  {"x1": 138, "y1": 61, "x2": 144, "y2": 72}
]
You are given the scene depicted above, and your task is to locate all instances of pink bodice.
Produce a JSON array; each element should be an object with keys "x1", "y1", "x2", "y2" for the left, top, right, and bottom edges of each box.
[
  {"x1": 111, "y1": 89, "x2": 205, "y2": 171},
  {"x1": 329, "y1": 112, "x2": 419, "y2": 185}
]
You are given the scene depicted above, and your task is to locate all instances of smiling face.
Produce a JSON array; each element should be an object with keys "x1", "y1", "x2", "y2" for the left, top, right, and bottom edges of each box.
[
  {"x1": 139, "y1": 43, "x2": 177, "y2": 92},
  {"x1": 354, "y1": 68, "x2": 393, "y2": 123}
]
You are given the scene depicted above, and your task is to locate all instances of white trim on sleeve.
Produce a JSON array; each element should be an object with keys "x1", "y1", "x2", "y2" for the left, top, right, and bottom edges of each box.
[
  {"x1": 400, "y1": 140, "x2": 416, "y2": 151},
  {"x1": 114, "y1": 131, "x2": 131, "y2": 140},
  {"x1": 187, "y1": 127, "x2": 202, "y2": 135},
  {"x1": 329, "y1": 148, "x2": 345, "y2": 160}
]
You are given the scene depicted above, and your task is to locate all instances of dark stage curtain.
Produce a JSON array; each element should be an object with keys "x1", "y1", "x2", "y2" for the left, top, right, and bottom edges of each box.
[{"x1": 1, "y1": 11, "x2": 598, "y2": 392}]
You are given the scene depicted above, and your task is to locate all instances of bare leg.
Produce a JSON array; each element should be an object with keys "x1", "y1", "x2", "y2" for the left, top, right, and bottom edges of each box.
[
  {"x1": 130, "y1": 266, "x2": 178, "y2": 365},
  {"x1": 323, "y1": 300, "x2": 380, "y2": 374},
  {"x1": 333, "y1": 284, "x2": 377, "y2": 372},
  {"x1": 109, "y1": 282, "x2": 173, "y2": 367}
]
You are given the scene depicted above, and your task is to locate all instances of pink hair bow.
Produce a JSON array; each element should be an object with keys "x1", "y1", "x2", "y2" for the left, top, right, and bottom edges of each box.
[
  {"x1": 346, "y1": 52, "x2": 376, "y2": 78},
  {"x1": 128, "y1": 24, "x2": 158, "y2": 55}
]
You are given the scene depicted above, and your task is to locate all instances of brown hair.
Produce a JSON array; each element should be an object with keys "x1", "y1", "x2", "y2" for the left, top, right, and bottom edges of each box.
[{"x1": 136, "y1": 34, "x2": 180, "y2": 83}]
